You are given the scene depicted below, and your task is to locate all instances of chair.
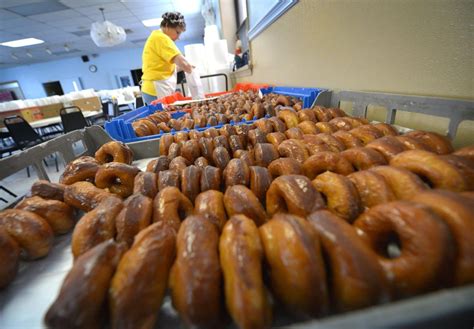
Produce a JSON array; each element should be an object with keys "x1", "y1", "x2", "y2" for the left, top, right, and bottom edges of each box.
[
  {"x1": 3, "y1": 115, "x2": 58, "y2": 176},
  {"x1": 60, "y1": 106, "x2": 89, "y2": 133},
  {"x1": 135, "y1": 96, "x2": 144, "y2": 108},
  {"x1": 0, "y1": 131, "x2": 19, "y2": 158}
]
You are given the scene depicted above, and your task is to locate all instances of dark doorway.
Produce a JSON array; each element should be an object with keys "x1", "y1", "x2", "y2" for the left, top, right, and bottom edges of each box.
[
  {"x1": 130, "y1": 69, "x2": 142, "y2": 86},
  {"x1": 42, "y1": 81, "x2": 64, "y2": 96}
]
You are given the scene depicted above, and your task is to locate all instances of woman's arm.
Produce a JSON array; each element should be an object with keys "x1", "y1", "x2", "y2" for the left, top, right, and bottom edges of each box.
[{"x1": 173, "y1": 54, "x2": 193, "y2": 73}]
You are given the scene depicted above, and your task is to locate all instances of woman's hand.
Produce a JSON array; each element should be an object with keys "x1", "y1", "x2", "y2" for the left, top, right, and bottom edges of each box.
[{"x1": 174, "y1": 54, "x2": 193, "y2": 74}]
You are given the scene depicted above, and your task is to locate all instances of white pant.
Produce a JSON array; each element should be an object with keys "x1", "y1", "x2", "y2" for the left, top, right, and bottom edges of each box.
[{"x1": 153, "y1": 68, "x2": 177, "y2": 99}]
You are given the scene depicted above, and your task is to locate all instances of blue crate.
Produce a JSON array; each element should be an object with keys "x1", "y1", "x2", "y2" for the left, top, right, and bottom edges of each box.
[
  {"x1": 261, "y1": 86, "x2": 325, "y2": 108},
  {"x1": 104, "y1": 86, "x2": 325, "y2": 143}
]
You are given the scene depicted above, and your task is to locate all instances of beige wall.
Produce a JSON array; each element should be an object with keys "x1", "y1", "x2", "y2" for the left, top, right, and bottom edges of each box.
[{"x1": 237, "y1": 0, "x2": 473, "y2": 147}]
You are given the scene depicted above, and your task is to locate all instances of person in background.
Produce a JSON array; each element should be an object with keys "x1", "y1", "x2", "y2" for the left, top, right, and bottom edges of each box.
[{"x1": 141, "y1": 12, "x2": 194, "y2": 105}]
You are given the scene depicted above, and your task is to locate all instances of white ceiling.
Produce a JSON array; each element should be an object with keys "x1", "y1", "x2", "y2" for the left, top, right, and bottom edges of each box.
[{"x1": 0, "y1": 0, "x2": 205, "y2": 69}]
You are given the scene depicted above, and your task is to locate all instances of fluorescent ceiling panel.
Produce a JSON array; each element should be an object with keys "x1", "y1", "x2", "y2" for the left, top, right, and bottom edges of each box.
[
  {"x1": 142, "y1": 18, "x2": 162, "y2": 27},
  {"x1": 0, "y1": 37, "x2": 44, "y2": 47}
]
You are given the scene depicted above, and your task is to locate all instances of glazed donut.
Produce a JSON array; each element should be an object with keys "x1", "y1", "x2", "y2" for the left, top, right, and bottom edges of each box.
[
  {"x1": 254, "y1": 143, "x2": 280, "y2": 167},
  {"x1": 181, "y1": 165, "x2": 202, "y2": 203},
  {"x1": 95, "y1": 141, "x2": 133, "y2": 165},
  {"x1": 233, "y1": 149, "x2": 255, "y2": 167},
  {"x1": 248, "y1": 129, "x2": 267, "y2": 146},
  {"x1": 268, "y1": 158, "x2": 302, "y2": 178},
  {"x1": 249, "y1": 166, "x2": 272, "y2": 205},
  {"x1": 115, "y1": 193, "x2": 153, "y2": 248},
  {"x1": 159, "y1": 134, "x2": 174, "y2": 156},
  {"x1": 327, "y1": 107, "x2": 347, "y2": 118},
  {"x1": 440, "y1": 155, "x2": 474, "y2": 190},
  {"x1": 219, "y1": 215, "x2": 272, "y2": 329},
  {"x1": 302, "y1": 135, "x2": 331, "y2": 154},
  {"x1": 314, "y1": 133, "x2": 346, "y2": 152},
  {"x1": 133, "y1": 171, "x2": 158, "y2": 198},
  {"x1": 169, "y1": 156, "x2": 190, "y2": 174},
  {"x1": 411, "y1": 190, "x2": 474, "y2": 285},
  {"x1": 169, "y1": 215, "x2": 222, "y2": 329},
  {"x1": 60, "y1": 156, "x2": 100, "y2": 185},
  {"x1": 63, "y1": 181, "x2": 112, "y2": 212},
  {"x1": 0, "y1": 209, "x2": 54, "y2": 260},
  {"x1": 308, "y1": 210, "x2": 391, "y2": 311},
  {"x1": 297, "y1": 109, "x2": 317, "y2": 122},
  {"x1": 158, "y1": 170, "x2": 180, "y2": 191},
  {"x1": 188, "y1": 130, "x2": 203, "y2": 140},
  {"x1": 394, "y1": 135, "x2": 434, "y2": 152},
  {"x1": 366, "y1": 135, "x2": 408, "y2": 161},
  {"x1": 71, "y1": 196, "x2": 123, "y2": 259},
  {"x1": 194, "y1": 190, "x2": 227, "y2": 232},
  {"x1": 369, "y1": 165, "x2": 428, "y2": 200},
  {"x1": 332, "y1": 130, "x2": 364, "y2": 149},
  {"x1": 285, "y1": 127, "x2": 304, "y2": 140},
  {"x1": 213, "y1": 136, "x2": 230, "y2": 153},
  {"x1": 390, "y1": 150, "x2": 467, "y2": 192},
  {"x1": 297, "y1": 120, "x2": 320, "y2": 135},
  {"x1": 277, "y1": 109, "x2": 299, "y2": 128},
  {"x1": 199, "y1": 137, "x2": 214, "y2": 161},
  {"x1": 340, "y1": 147, "x2": 388, "y2": 170},
  {"x1": 353, "y1": 201, "x2": 453, "y2": 297},
  {"x1": 372, "y1": 123, "x2": 399, "y2": 136},
  {"x1": 347, "y1": 170, "x2": 396, "y2": 208},
  {"x1": 15, "y1": 196, "x2": 74, "y2": 235},
  {"x1": 0, "y1": 227, "x2": 20, "y2": 288},
  {"x1": 194, "y1": 156, "x2": 209, "y2": 168},
  {"x1": 212, "y1": 146, "x2": 231, "y2": 170},
  {"x1": 254, "y1": 119, "x2": 273, "y2": 134},
  {"x1": 153, "y1": 186, "x2": 194, "y2": 232},
  {"x1": 181, "y1": 139, "x2": 201, "y2": 163},
  {"x1": 167, "y1": 142, "x2": 182, "y2": 159},
  {"x1": 223, "y1": 158, "x2": 250, "y2": 189},
  {"x1": 31, "y1": 180, "x2": 65, "y2": 201},
  {"x1": 329, "y1": 117, "x2": 355, "y2": 131},
  {"x1": 223, "y1": 185, "x2": 267, "y2": 226},
  {"x1": 349, "y1": 125, "x2": 384, "y2": 145},
  {"x1": 132, "y1": 121, "x2": 151, "y2": 137},
  {"x1": 229, "y1": 134, "x2": 244, "y2": 153},
  {"x1": 46, "y1": 240, "x2": 126, "y2": 329},
  {"x1": 315, "y1": 121, "x2": 338, "y2": 134},
  {"x1": 278, "y1": 139, "x2": 309, "y2": 164},
  {"x1": 313, "y1": 106, "x2": 332, "y2": 122},
  {"x1": 252, "y1": 103, "x2": 266, "y2": 119},
  {"x1": 276, "y1": 95, "x2": 291, "y2": 106},
  {"x1": 302, "y1": 152, "x2": 354, "y2": 179},
  {"x1": 268, "y1": 117, "x2": 287, "y2": 132},
  {"x1": 146, "y1": 155, "x2": 170, "y2": 173},
  {"x1": 174, "y1": 131, "x2": 189, "y2": 143},
  {"x1": 95, "y1": 162, "x2": 140, "y2": 198},
  {"x1": 404, "y1": 130, "x2": 453, "y2": 155},
  {"x1": 266, "y1": 132, "x2": 287, "y2": 148},
  {"x1": 453, "y1": 145, "x2": 474, "y2": 162},
  {"x1": 259, "y1": 213, "x2": 329, "y2": 317},
  {"x1": 200, "y1": 166, "x2": 222, "y2": 192},
  {"x1": 203, "y1": 127, "x2": 219, "y2": 138},
  {"x1": 312, "y1": 171, "x2": 362, "y2": 222},
  {"x1": 266, "y1": 175, "x2": 325, "y2": 217}
]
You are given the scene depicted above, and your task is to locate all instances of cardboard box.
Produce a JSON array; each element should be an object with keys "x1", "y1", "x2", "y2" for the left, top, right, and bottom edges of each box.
[
  {"x1": 20, "y1": 107, "x2": 43, "y2": 122},
  {"x1": 72, "y1": 96, "x2": 101, "y2": 112},
  {"x1": 40, "y1": 103, "x2": 63, "y2": 118},
  {"x1": 0, "y1": 109, "x2": 22, "y2": 128}
]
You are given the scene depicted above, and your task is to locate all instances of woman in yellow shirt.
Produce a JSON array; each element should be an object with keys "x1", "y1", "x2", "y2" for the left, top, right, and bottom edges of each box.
[{"x1": 141, "y1": 12, "x2": 193, "y2": 104}]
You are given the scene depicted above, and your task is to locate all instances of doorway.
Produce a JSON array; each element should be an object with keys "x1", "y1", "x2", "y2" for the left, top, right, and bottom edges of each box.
[{"x1": 42, "y1": 81, "x2": 64, "y2": 96}]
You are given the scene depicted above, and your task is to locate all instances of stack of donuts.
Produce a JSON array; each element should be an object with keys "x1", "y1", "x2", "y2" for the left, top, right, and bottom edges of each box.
[
  {"x1": 132, "y1": 90, "x2": 301, "y2": 137},
  {"x1": 1, "y1": 101, "x2": 473, "y2": 329}
]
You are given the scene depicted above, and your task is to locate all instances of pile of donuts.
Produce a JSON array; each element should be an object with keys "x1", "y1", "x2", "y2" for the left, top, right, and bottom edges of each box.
[
  {"x1": 132, "y1": 90, "x2": 300, "y2": 137},
  {"x1": 0, "y1": 103, "x2": 473, "y2": 328}
]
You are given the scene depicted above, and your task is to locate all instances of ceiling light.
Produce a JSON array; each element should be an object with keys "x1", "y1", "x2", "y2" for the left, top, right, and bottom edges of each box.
[
  {"x1": 11, "y1": 53, "x2": 18, "y2": 60},
  {"x1": 0, "y1": 38, "x2": 44, "y2": 48},
  {"x1": 64, "y1": 44, "x2": 70, "y2": 52},
  {"x1": 45, "y1": 48, "x2": 53, "y2": 55},
  {"x1": 26, "y1": 51, "x2": 33, "y2": 58},
  {"x1": 90, "y1": 8, "x2": 126, "y2": 47},
  {"x1": 142, "y1": 18, "x2": 163, "y2": 27}
]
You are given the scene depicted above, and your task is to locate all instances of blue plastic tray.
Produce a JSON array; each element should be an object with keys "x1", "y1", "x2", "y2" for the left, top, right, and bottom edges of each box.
[{"x1": 105, "y1": 86, "x2": 326, "y2": 143}]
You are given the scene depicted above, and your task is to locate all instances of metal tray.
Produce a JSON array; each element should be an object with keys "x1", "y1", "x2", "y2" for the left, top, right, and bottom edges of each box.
[{"x1": 1, "y1": 126, "x2": 473, "y2": 328}]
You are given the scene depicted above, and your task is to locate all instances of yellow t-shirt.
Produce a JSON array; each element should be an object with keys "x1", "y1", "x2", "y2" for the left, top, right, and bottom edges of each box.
[{"x1": 141, "y1": 30, "x2": 181, "y2": 96}]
